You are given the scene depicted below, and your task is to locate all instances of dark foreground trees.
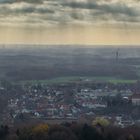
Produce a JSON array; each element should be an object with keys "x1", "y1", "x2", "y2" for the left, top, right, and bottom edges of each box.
[
  {"x1": 0, "y1": 125, "x2": 9, "y2": 140},
  {"x1": 1, "y1": 123, "x2": 140, "y2": 140}
]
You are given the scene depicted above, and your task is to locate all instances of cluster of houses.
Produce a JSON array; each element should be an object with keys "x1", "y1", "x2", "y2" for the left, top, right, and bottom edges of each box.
[{"x1": 1, "y1": 82, "x2": 140, "y2": 127}]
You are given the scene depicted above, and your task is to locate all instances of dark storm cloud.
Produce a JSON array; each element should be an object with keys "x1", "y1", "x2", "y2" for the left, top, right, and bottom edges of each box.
[
  {"x1": 0, "y1": 0, "x2": 43, "y2": 4},
  {"x1": 0, "y1": 0, "x2": 54, "y2": 15},
  {"x1": 14, "y1": 6, "x2": 54, "y2": 14},
  {"x1": 62, "y1": 1, "x2": 139, "y2": 17},
  {"x1": 0, "y1": 0, "x2": 140, "y2": 26}
]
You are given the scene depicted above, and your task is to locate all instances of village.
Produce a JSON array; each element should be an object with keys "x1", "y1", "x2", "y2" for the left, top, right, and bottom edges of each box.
[{"x1": 0, "y1": 80, "x2": 139, "y2": 128}]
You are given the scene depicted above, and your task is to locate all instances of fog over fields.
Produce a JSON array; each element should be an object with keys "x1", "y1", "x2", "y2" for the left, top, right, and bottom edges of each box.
[{"x1": 0, "y1": 45, "x2": 140, "y2": 81}]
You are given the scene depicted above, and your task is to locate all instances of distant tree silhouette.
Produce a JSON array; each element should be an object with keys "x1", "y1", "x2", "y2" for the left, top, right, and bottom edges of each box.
[
  {"x1": 47, "y1": 125, "x2": 77, "y2": 140},
  {"x1": 1, "y1": 122, "x2": 140, "y2": 140},
  {"x1": 82, "y1": 124, "x2": 103, "y2": 140},
  {"x1": 0, "y1": 125, "x2": 9, "y2": 139}
]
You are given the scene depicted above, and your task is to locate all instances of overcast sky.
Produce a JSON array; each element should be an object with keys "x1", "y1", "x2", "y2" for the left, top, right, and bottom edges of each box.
[{"x1": 0, "y1": 0, "x2": 140, "y2": 45}]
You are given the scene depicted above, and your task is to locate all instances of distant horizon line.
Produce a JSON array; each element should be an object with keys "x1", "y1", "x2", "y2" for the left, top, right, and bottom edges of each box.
[{"x1": 0, "y1": 44, "x2": 140, "y2": 47}]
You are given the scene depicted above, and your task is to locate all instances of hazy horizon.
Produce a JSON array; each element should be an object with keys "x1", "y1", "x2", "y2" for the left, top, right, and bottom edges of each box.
[{"x1": 0, "y1": 43, "x2": 140, "y2": 49}]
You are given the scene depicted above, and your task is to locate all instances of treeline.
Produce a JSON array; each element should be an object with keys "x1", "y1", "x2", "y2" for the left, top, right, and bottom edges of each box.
[{"x1": 0, "y1": 123, "x2": 140, "y2": 140}]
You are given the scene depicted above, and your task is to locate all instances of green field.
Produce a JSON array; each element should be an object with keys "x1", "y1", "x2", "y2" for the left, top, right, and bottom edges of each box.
[
  {"x1": 20, "y1": 76, "x2": 138, "y2": 85},
  {"x1": 108, "y1": 79, "x2": 137, "y2": 84}
]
